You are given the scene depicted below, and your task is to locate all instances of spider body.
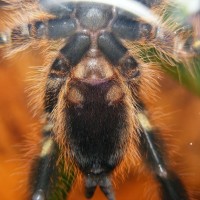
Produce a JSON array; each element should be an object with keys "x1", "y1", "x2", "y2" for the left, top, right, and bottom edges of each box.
[
  {"x1": 0, "y1": 0, "x2": 199, "y2": 200},
  {"x1": 42, "y1": 3, "x2": 142, "y2": 198}
]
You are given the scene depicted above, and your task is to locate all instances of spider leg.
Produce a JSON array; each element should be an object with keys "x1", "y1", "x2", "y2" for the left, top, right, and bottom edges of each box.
[
  {"x1": 0, "y1": 18, "x2": 77, "y2": 45},
  {"x1": 31, "y1": 125, "x2": 57, "y2": 200},
  {"x1": 98, "y1": 31, "x2": 140, "y2": 80},
  {"x1": 31, "y1": 32, "x2": 91, "y2": 199},
  {"x1": 137, "y1": 103, "x2": 189, "y2": 200},
  {"x1": 30, "y1": 73, "x2": 65, "y2": 200},
  {"x1": 30, "y1": 73, "x2": 65, "y2": 199},
  {"x1": 112, "y1": 17, "x2": 154, "y2": 41},
  {"x1": 113, "y1": 10, "x2": 200, "y2": 57}
]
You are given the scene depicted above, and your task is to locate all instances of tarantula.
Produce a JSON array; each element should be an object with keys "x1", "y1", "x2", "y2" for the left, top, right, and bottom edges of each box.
[{"x1": 0, "y1": 0, "x2": 199, "y2": 200}]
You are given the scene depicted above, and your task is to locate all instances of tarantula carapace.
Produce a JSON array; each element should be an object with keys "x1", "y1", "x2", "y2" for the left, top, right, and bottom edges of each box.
[{"x1": 0, "y1": 0, "x2": 199, "y2": 200}]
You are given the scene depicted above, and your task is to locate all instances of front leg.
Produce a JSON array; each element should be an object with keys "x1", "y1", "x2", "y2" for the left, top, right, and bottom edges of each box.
[
  {"x1": 30, "y1": 53, "x2": 69, "y2": 200},
  {"x1": 137, "y1": 103, "x2": 189, "y2": 200},
  {"x1": 30, "y1": 30, "x2": 91, "y2": 199},
  {"x1": 31, "y1": 122, "x2": 57, "y2": 200}
]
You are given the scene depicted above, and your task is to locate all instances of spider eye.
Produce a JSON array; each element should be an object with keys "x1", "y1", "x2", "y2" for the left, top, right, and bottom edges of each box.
[{"x1": 121, "y1": 57, "x2": 140, "y2": 79}]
